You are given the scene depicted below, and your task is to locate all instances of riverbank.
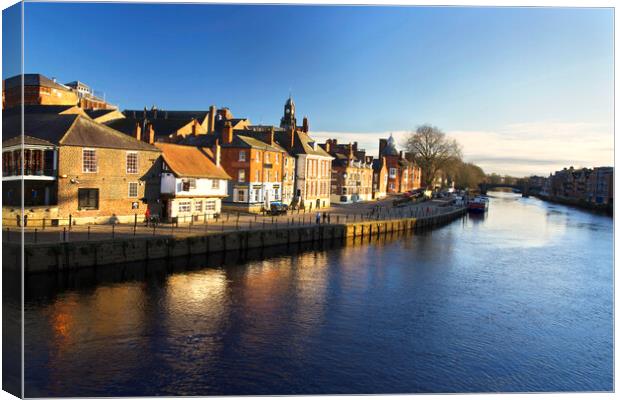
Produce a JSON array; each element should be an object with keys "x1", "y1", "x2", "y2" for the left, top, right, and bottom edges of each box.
[
  {"x1": 5, "y1": 207, "x2": 466, "y2": 274},
  {"x1": 535, "y1": 194, "x2": 613, "y2": 216}
]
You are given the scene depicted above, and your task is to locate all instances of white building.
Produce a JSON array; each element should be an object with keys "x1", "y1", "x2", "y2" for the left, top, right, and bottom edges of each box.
[{"x1": 156, "y1": 143, "x2": 231, "y2": 222}]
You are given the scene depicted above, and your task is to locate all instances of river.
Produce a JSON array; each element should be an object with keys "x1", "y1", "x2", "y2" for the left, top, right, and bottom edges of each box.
[{"x1": 21, "y1": 191, "x2": 613, "y2": 396}]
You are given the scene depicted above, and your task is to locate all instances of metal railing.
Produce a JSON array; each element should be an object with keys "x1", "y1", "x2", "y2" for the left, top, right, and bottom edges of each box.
[{"x1": 2, "y1": 202, "x2": 462, "y2": 244}]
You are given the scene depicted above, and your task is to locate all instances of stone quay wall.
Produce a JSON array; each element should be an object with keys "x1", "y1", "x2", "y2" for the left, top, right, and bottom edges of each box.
[{"x1": 5, "y1": 207, "x2": 466, "y2": 274}]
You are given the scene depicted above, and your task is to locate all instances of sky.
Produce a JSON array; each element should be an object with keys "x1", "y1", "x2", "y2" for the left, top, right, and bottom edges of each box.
[{"x1": 8, "y1": 3, "x2": 615, "y2": 176}]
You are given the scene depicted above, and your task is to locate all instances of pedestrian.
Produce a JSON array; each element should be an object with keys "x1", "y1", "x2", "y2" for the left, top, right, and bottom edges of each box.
[
  {"x1": 316, "y1": 211, "x2": 321, "y2": 224},
  {"x1": 327, "y1": 213, "x2": 331, "y2": 224},
  {"x1": 322, "y1": 212, "x2": 327, "y2": 223},
  {"x1": 144, "y1": 207, "x2": 151, "y2": 226}
]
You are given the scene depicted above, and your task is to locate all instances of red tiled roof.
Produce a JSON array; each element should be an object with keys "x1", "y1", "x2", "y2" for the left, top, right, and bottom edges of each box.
[{"x1": 155, "y1": 143, "x2": 231, "y2": 180}]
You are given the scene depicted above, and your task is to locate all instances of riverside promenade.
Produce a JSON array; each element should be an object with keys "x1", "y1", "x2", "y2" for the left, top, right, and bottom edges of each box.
[{"x1": 4, "y1": 198, "x2": 466, "y2": 273}]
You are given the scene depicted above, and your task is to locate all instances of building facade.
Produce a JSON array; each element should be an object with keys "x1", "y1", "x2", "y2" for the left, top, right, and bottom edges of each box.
[
  {"x1": 323, "y1": 139, "x2": 373, "y2": 203},
  {"x1": 156, "y1": 143, "x2": 230, "y2": 222},
  {"x1": 2, "y1": 108, "x2": 162, "y2": 225}
]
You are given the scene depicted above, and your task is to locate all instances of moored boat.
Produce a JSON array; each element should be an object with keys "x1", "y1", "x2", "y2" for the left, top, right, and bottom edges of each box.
[{"x1": 468, "y1": 196, "x2": 489, "y2": 213}]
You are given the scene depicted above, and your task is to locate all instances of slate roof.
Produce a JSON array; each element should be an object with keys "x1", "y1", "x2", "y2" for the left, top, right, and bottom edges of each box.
[
  {"x1": 181, "y1": 131, "x2": 287, "y2": 153},
  {"x1": 2, "y1": 105, "x2": 86, "y2": 116},
  {"x1": 155, "y1": 143, "x2": 231, "y2": 180},
  {"x1": 3, "y1": 74, "x2": 71, "y2": 91},
  {"x1": 274, "y1": 130, "x2": 333, "y2": 158},
  {"x1": 85, "y1": 109, "x2": 120, "y2": 120},
  {"x1": 123, "y1": 110, "x2": 210, "y2": 125},
  {"x1": 2, "y1": 112, "x2": 160, "y2": 152}
]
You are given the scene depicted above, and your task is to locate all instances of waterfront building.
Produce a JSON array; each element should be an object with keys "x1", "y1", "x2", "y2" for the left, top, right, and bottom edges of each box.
[
  {"x1": 2, "y1": 107, "x2": 162, "y2": 225},
  {"x1": 155, "y1": 142, "x2": 231, "y2": 222},
  {"x1": 3, "y1": 74, "x2": 78, "y2": 109},
  {"x1": 322, "y1": 139, "x2": 373, "y2": 203},
  {"x1": 372, "y1": 156, "x2": 388, "y2": 199},
  {"x1": 378, "y1": 134, "x2": 422, "y2": 193},
  {"x1": 182, "y1": 123, "x2": 292, "y2": 213},
  {"x1": 586, "y1": 167, "x2": 613, "y2": 205}
]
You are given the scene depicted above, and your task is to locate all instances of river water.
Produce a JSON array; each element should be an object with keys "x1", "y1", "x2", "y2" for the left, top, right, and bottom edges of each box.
[{"x1": 22, "y1": 191, "x2": 613, "y2": 396}]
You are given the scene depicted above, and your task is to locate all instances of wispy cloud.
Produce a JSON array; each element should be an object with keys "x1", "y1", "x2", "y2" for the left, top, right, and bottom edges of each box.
[{"x1": 313, "y1": 121, "x2": 613, "y2": 177}]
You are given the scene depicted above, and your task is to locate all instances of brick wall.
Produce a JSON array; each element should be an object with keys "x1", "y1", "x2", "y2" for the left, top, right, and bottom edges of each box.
[{"x1": 57, "y1": 146, "x2": 161, "y2": 223}]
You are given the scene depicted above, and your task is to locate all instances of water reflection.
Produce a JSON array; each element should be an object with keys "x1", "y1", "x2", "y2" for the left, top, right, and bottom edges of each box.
[{"x1": 24, "y1": 192, "x2": 613, "y2": 396}]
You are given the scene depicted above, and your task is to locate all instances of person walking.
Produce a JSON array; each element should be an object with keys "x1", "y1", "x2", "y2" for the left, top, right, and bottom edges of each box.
[
  {"x1": 144, "y1": 207, "x2": 151, "y2": 226},
  {"x1": 327, "y1": 213, "x2": 331, "y2": 224},
  {"x1": 322, "y1": 212, "x2": 327, "y2": 224},
  {"x1": 316, "y1": 212, "x2": 321, "y2": 224}
]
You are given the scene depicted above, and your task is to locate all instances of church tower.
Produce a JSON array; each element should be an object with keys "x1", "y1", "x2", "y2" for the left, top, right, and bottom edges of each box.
[{"x1": 280, "y1": 95, "x2": 297, "y2": 130}]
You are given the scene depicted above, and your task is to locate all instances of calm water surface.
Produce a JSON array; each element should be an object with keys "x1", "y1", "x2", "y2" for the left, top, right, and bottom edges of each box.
[{"x1": 23, "y1": 192, "x2": 613, "y2": 396}]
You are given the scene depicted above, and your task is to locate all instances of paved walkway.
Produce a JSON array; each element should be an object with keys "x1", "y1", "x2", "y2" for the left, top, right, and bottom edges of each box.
[{"x1": 4, "y1": 196, "x2": 456, "y2": 244}]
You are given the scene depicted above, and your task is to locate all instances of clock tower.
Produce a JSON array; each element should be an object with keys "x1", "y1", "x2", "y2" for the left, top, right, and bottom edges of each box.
[{"x1": 280, "y1": 95, "x2": 297, "y2": 130}]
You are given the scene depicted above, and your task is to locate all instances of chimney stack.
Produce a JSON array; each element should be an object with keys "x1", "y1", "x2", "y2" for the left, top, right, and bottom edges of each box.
[
  {"x1": 302, "y1": 116, "x2": 309, "y2": 133},
  {"x1": 324, "y1": 139, "x2": 331, "y2": 154},
  {"x1": 223, "y1": 121, "x2": 233, "y2": 144},
  {"x1": 265, "y1": 126, "x2": 275, "y2": 145},
  {"x1": 348, "y1": 143, "x2": 354, "y2": 159},
  {"x1": 399, "y1": 150, "x2": 404, "y2": 159},
  {"x1": 191, "y1": 120, "x2": 197, "y2": 135},
  {"x1": 379, "y1": 139, "x2": 387, "y2": 158},
  {"x1": 214, "y1": 139, "x2": 221, "y2": 167},
  {"x1": 134, "y1": 122, "x2": 142, "y2": 142},
  {"x1": 208, "y1": 105, "x2": 216, "y2": 134},
  {"x1": 288, "y1": 127, "x2": 295, "y2": 149},
  {"x1": 147, "y1": 123, "x2": 155, "y2": 144}
]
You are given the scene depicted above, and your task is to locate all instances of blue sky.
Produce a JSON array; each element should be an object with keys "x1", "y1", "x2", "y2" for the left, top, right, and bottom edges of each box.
[{"x1": 12, "y1": 3, "x2": 615, "y2": 176}]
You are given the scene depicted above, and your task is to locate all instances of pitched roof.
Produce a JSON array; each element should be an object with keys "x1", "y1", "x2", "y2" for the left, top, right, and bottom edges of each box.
[
  {"x1": 2, "y1": 112, "x2": 160, "y2": 152},
  {"x1": 274, "y1": 130, "x2": 333, "y2": 158},
  {"x1": 3, "y1": 104, "x2": 88, "y2": 117},
  {"x1": 155, "y1": 143, "x2": 231, "y2": 180}
]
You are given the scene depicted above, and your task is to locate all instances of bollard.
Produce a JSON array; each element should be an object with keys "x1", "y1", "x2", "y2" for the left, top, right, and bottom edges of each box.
[
  {"x1": 88, "y1": 225, "x2": 91, "y2": 240},
  {"x1": 63, "y1": 227, "x2": 67, "y2": 242},
  {"x1": 112, "y1": 224, "x2": 115, "y2": 239},
  {"x1": 134, "y1": 213, "x2": 138, "y2": 230},
  {"x1": 69, "y1": 214, "x2": 72, "y2": 230},
  {"x1": 34, "y1": 228, "x2": 38, "y2": 244}
]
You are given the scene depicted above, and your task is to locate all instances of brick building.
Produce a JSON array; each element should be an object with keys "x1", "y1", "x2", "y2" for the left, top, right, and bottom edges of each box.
[
  {"x1": 372, "y1": 156, "x2": 388, "y2": 199},
  {"x1": 182, "y1": 123, "x2": 292, "y2": 213},
  {"x1": 378, "y1": 134, "x2": 422, "y2": 194},
  {"x1": 2, "y1": 107, "x2": 161, "y2": 225},
  {"x1": 322, "y1": 139, "x2": 373, "y2": 203},
  {"x1": 3, "y1": 74, "x2": 78, "y2": 109}
]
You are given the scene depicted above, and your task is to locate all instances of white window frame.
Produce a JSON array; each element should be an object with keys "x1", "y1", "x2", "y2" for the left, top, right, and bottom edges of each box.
[
  {"x1": 82, "y1": 148, "x2": 97, "y2": 173},
  {"x1": 212, "y1": 179, "x2": 220, "y2": 189},
  {"x1": 239, "y1": 150, "x2": 246, "y2": 162},
  {"x1": 178, "y1": 201, "x2": 191, "y2": 213},
  {"x1": 238, "y1": 169, "x2": 246, "y2": 182},
  {"x1": 126, "y1": 151, "x2": 138, "y2": 174},
  {"x1": 128, "y1": 182, "x2": 139, "y2": 198}
]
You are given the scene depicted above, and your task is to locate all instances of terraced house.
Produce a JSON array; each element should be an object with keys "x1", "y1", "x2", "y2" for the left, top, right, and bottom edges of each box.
[
  {"x1": 322, "y1": 139, "x2": 373, "y2": 204},
  {"x1": 2, "y1": 106, "x2": 161, "y2": 226}
]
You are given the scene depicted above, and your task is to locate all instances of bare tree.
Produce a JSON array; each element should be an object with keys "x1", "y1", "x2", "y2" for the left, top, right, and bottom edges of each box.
[{"x1": 403, "y1": 125, "x2": 463, "y2": 188}]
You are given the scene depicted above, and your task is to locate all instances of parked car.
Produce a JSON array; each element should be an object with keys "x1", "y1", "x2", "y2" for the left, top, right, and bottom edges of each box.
[{"x1": 268, "y1": 202, "x2": 289, "y2": 215}]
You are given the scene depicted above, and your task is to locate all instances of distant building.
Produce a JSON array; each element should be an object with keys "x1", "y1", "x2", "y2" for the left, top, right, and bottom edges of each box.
[
  {"x1": 3, "y1": 74, "x2": 78, "y2": 109},
  {"x1": 64, "y1": 80, "x2": 116, "y2": 110},
  {"x1": 322, "y1": 139, "x2": 373, "y2": 204},
  {"x1": 378, "y1": 134, "x2": 422, "y2": 193},
  {"x1": 586, "y1": 167, "x2": 613, "y2": 205}
]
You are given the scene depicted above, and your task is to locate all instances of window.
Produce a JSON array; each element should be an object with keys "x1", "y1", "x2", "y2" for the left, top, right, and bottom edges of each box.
[
  {"x1": 195, "y1": 200, "x2": 203, "y2": 212},
  {"x1": 126, "y1": 152, "x2": 138, "y2": 174},
  {"x1": 239, "y1": 151, "x2": 246, "y2": 162},
  {"x1": 162, "y1": 161, "x2": 170, "y2": 171},
  {"x1": 182, "y1": 179, "x2": 196, "y2": 191},
  {"x1": 275, "y1": 153, "x2": 279, "y2": 163},
  {"x1": 275, "y1": 171, "x2": 279, "y2": 181},
  {"x1": 82, "y1": 149, "x2": 97, "y2": 173},
  {"x1": 78, "y1": 188, "x2": 99, "y2": 210},
  {"x1": 265, "y1": 153, "x2": 271, "y2": 163},
  {"x1": 237, "y1": 189, "x2": 246, "y2": 202},
  {"x1": 254, "y1": 190, "x2": 260, "y2": 202},
  {"x1": 389, "y1": 183, "x2": 395, "y2": 190},
  {"x1": 178, "y1": 201, "x2": 191, "y2": 213},
  {"x1": 238, "y1": 169, "x2": 246, "y2": 182},
  {"x1": 205, "y1": 200, "x2": 216, "y2": 211},
  {"x1": 128, "y1": 182, "x2": 138, "y2": 197},
  {"x1": 255, "y1": 152, "x2": 261, "y2": 162},
  {"x1": 284, "y1": 158, "x2": 288, "y2": 167},
  {"x1": 255, "y1": 170, "x2": 260, "y2": 182},
  {"x1": 212, "y1": 179, "x2": 220, "y2": 189},
  {"x1": 389, "y1": 168, "x2": 397, "y2": 178}
]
